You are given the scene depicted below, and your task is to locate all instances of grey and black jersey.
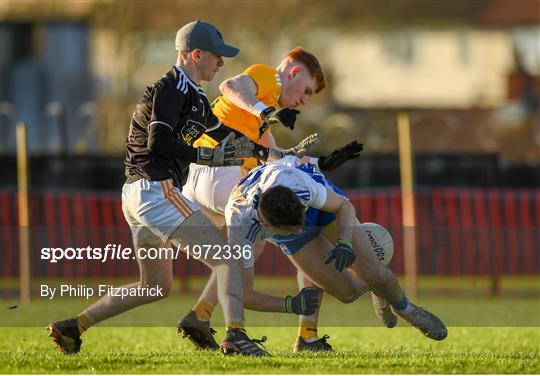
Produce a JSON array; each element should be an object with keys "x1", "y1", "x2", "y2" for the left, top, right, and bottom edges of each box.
[{"x1": 124, "y1": 65, "x2": 221, "y2": 185}]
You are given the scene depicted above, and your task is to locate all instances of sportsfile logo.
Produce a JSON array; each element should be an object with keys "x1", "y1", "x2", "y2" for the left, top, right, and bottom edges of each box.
[
  {"x1": 366, "y1": 230, "x2": 385, "y2": 262},
  {"x1": 40, "y1": 244, "x2": 133, "y2": 263},
  {"x1": 40, "y1": 243, "x2": 252, "y2": 263}
]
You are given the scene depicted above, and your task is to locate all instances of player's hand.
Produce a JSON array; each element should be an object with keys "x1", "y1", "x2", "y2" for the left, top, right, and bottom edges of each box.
[
  {"x1": 318, "y1": 141, "x2": 363, "y2": 171},
  {"x1": 285, "y1": 287, "x2": 320, "y2": 316},
  {"x1": 260, "y1": 107, "x2": 300, "y2": 130},
  {"x1": 324, "y1": 239, "x2": 356, "y2": 273},
  {"x1": 197, "y1": 132, "x2": 254, "y2": 167}
]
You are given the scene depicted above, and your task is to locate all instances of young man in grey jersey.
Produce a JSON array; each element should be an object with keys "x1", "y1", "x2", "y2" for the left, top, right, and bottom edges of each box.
[{"x1": 48, "y1": 20, "x2": 269, "y2": 357}]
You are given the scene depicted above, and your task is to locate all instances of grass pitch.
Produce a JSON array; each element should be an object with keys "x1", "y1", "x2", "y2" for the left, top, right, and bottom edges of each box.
[
  {"x1": 1, "y1": 276, "x2": 539, "y2": 373},
  {"x1": 1, "y1": 327, "x2": 538, "y2": 374}
]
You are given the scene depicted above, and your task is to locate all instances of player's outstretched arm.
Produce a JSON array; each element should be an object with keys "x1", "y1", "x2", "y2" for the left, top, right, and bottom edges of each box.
[
  {"x1": 242, "y1": 266, "x2": 319, "y2": 315},
  {"x1": 197, "y1": 132, "x2": 254, "y2": 167},
  {"x1": 252, "y1": 133, "x2": 320, "y2": 162},
  {"x1": 148, "y1": 124, "x2": 253, "y2": 167}
]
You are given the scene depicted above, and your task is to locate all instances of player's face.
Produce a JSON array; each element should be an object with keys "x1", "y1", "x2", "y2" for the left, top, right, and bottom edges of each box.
[
  {"x1": 278, "y1": 67, "x2": 317, "y2": 109},
  {"x1": 199, "y1": 51, "x2": 224, "y2": 82}
]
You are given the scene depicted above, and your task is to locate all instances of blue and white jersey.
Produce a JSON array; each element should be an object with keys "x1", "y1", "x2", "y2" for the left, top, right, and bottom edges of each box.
[{"x1": 225, "y1": 156, "x2": 329, "y2": 267}]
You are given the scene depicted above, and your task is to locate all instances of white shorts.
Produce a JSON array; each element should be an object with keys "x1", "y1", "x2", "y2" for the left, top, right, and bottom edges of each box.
[
  {"x1": 182, "y1": 164, "x2": 244, "y2": 215},
  {"x1": 122, "y1": 178, "x2": 200, "y2": 247}
]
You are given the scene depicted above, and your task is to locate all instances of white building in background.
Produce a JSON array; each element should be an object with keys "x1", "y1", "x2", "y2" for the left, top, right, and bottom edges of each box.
[
  {"x1": 324, "y1": 29, "x2": 517, "y2": 108},
  {"x1": 91, "y1": 26, "x2": 538, "y2": 112}
]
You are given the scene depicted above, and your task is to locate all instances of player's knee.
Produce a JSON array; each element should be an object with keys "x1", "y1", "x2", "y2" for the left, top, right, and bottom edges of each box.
[
  {"x1": 333, "y1": 288, "x2": 360, "y2": 304},
  {"x1": 158, "y1": 281, "x2": 173, "y2": 298},
  {"x1": 152, "y1": 282, "x2": 172, "y2": 300},
  {"x1": 364, "y1": 267, "x2": 392, "y2": 289},
  {"x1": 142, "y1": 276, "x2": 173, "y2": 299},
  {"x1": 337, "y1": 293, "x2": 356, "y2": 304},
  {"x1": 222, "y1": 287, "x2": 243, "y2": 305}
]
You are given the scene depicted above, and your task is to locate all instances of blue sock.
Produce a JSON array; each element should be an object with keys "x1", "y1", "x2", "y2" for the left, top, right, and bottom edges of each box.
[{"x1": 391, "y1": 296, "x2": 409, "y2": 311}]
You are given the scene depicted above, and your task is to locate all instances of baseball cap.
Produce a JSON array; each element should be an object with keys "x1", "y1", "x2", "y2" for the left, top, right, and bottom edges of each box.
[{"x1": 175, "y1": 20, "x2": 239, "y2": 58}]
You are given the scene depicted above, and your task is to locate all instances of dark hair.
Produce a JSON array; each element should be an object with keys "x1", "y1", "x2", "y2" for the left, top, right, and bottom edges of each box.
[
  {"x1": 286, "y1": 47, "x2": 326, "y2": 93},
  {"x1": 259, "y1": 185, "x2": 306, "y2": 227}
]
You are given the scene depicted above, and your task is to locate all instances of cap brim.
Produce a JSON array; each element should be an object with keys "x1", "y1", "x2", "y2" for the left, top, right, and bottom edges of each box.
[{"x1": 213, "y1": 44, "x2": 240, "y2": 58}]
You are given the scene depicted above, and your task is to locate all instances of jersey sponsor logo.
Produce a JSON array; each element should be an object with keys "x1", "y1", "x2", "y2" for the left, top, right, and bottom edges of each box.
[{"x1": 181, "y1": 119, "x2": 206, "y2": 145}]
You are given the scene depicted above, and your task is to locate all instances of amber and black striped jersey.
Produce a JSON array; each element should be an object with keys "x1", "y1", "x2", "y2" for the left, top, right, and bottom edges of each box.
[{"x1": 124, "y1": 65, "x2": 221, "y2": 185}]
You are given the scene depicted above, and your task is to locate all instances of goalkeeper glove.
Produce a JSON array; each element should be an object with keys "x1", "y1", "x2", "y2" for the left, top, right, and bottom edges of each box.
[
  {"x1": 252, "y1": 133, "x2": 320, "y2": 162},
  {"x1": 197, "y1": 132, "x2": 254, "y2": 167},
  {"x1": 318, "y1": 141, "x2": 363, "y2": 171},
  {"x1": 260, "y1": 107, "x2": 300, "y2": 130},
  {"x1": 324, "y1": 239, "x2": 356, "y2": 272},
  {"x1": 284, "y1": 287, "x2": 319, "y2": 315},
  {"x1": 281, "y1": 133, "x2": 320, "y2": 158}
]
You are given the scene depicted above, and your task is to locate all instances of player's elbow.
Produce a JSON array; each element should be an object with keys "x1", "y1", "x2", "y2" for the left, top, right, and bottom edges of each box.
[{"x1": 219, "y1": 79, "x2": 235, "y2": 96}]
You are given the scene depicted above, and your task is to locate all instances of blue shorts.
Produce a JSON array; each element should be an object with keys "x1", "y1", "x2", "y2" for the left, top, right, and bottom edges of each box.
[{"x1": 269, "y1": 163, "x2": 345, "y2": 255}]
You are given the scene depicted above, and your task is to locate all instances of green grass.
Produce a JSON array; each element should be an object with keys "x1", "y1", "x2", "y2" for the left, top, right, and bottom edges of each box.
[
  {"x1": 1, "y1": 276, "x2": 539, "y2": 373},
  {"x1": 0, "y1": 327, "x2": 538, "y2": 374},
  {"x1": 1, "y1": 277, "x2": 539, "y2": 327},
  {"x1": 1, "y1": 294, "x2": 539, "y2": 328},
  {"x1": 3, "y1": 275, "x2": 539, "y2": 294}
]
